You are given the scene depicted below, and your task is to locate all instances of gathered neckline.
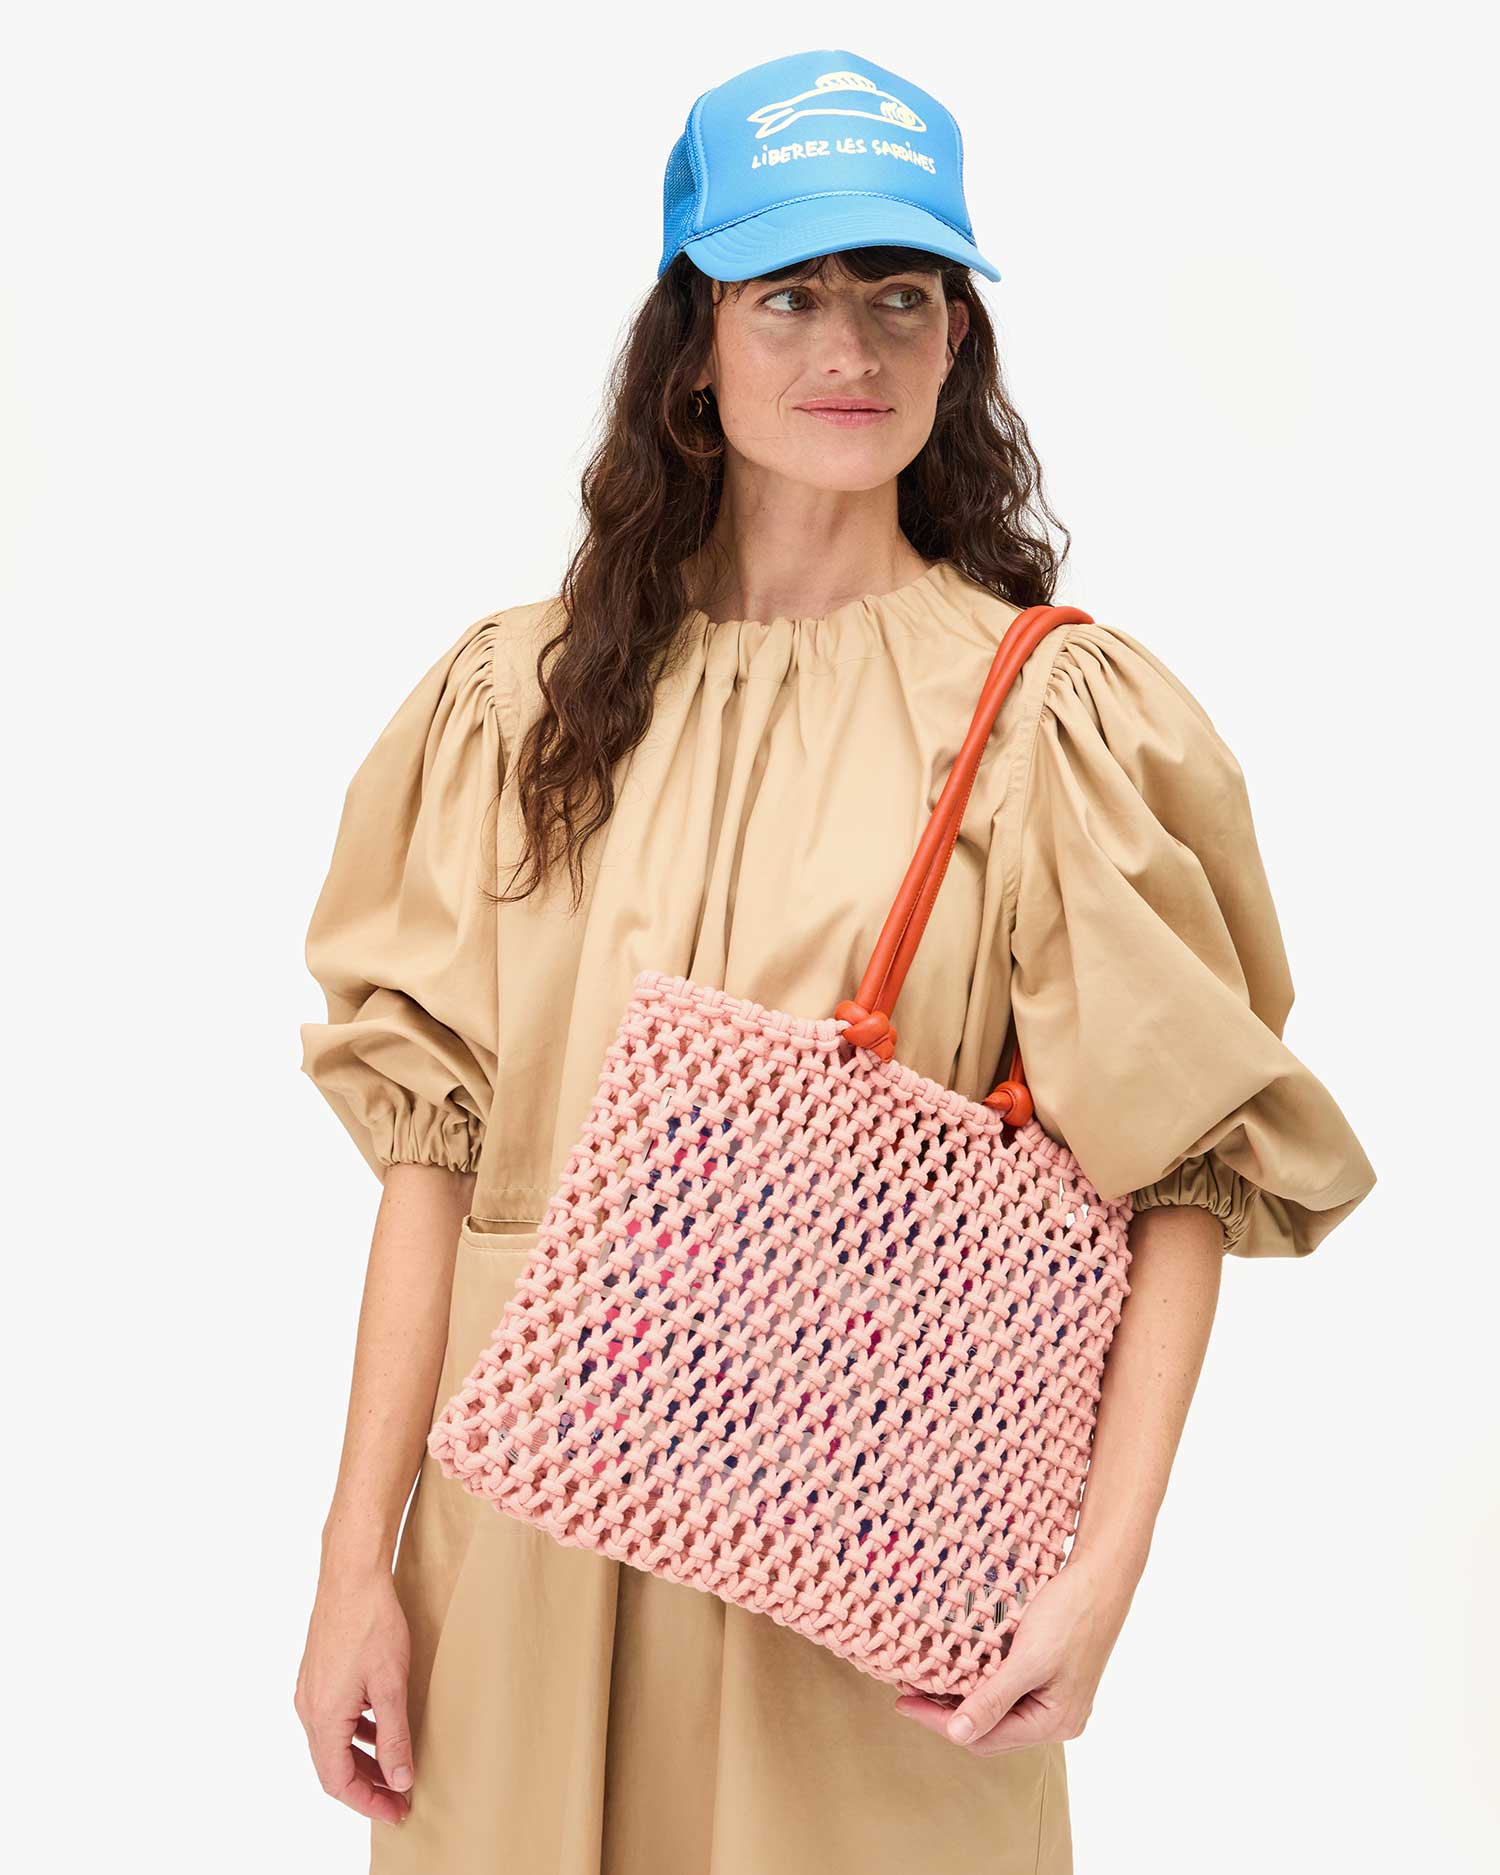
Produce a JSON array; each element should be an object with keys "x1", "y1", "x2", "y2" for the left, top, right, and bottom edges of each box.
[{"x1": 684, "y1": 558, "x2": 956, "y2": 635}]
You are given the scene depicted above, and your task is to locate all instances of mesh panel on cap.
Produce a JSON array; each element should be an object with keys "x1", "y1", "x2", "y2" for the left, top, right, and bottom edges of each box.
[{"x1": 660, "y1": 136, "x2": 699, "y2": 273}]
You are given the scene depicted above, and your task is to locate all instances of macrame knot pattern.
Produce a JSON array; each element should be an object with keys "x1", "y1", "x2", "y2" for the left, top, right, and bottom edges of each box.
[
  {"x1": 834, "y1": 998, "x2": 897, "y2": 1059},
  {"x1": 428, "y1": 970, "x2": 1135, "y2": 1703}
]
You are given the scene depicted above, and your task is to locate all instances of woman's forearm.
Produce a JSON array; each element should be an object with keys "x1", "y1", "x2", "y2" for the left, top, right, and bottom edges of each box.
[
  {"x1": 1069, "y1": 1202, "x2": 1224, "y2": 1584},
  {"x1": 318, "y1": 1163, "x2": 476, "y2": 1581}
]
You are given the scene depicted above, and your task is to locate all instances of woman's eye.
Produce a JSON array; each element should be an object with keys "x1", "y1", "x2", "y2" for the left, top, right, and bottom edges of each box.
[{"x1": 762, "y1": 285, "x2": 931, "y2": 313}]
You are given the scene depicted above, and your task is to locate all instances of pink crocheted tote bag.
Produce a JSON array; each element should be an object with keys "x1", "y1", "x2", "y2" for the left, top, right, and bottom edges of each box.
[{"x1": 428, "y1": 600, "x2": 1135, "y2": 1703}]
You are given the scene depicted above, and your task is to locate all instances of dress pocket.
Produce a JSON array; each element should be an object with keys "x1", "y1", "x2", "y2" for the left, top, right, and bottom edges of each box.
[{"x1": 433, "y1": 1215, "x2": 543, "y2": 1413}]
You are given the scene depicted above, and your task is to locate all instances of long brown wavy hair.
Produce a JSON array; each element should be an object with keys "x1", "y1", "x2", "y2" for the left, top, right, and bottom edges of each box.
[{"x1": 490, "y1": 244, "x2": 1069, "y2": 912}]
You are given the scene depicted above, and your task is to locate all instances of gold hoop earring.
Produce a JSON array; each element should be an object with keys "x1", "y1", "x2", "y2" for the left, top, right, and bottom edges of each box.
[{"x1": 692, "y1": 388, "x2": 711, "y2": 418}]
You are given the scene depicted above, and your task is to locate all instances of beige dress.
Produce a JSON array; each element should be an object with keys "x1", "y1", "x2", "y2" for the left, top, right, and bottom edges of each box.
[{"x1": 300, "y1": 559, "x2": 1376, "y2": 1874}]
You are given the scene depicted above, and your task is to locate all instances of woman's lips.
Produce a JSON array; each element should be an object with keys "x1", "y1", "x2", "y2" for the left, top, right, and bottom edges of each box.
[{"x1": 796, "y1": 405, "x2": 894, "y2": 428}]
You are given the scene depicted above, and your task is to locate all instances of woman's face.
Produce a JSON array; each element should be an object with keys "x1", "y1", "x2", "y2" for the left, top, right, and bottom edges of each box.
[{"x1": 698, "y1": 258, "x2": 969, "y2": 493}]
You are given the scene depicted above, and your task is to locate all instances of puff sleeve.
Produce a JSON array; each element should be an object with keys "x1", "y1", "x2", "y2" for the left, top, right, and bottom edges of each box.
[
  {"x1": 1009, "y1": 620, "x2": 1376, "y2": 1258},
  {"x1": 298, "y1": 614, "x2": 507, "y2": 1179}
]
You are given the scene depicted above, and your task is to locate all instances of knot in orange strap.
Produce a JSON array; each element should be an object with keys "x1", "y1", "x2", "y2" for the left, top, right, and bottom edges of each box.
[
  {"x1": 834, "y1": 1000, "x2": 897, "y2": 1061},
  {"x1": 981, "y1": 1080, "x2": 1033, "y2": 1124}
]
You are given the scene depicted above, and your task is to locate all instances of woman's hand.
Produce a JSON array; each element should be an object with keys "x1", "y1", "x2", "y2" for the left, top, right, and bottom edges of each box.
[
  {"x1": 898, "y1": 1206, "x2": 1224, "y2": 1755},
  {"x1": 893, "y1": 1548, "x2": 1137, "y2": 1755},
  {"x1": 293, "y1": 1164, "x2": 474, "y2": 1828},
  {"x1": 295, "y1": 1565, "x2": 414, "y2": 1827}
]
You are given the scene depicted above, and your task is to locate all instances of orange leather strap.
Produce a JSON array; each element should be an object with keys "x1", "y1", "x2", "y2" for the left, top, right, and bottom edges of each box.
[{"x1": 831, "y1": 602, "x2": 1092, "y2": 1122}]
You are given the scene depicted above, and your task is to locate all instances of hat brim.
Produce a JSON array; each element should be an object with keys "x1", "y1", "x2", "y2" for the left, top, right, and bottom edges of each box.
[{"x1": 681, "y1": 193, "x2": 1001, "y2": 284}]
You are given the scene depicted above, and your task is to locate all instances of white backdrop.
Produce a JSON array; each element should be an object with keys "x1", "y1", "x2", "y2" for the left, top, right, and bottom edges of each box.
[{"x1": 4, "y1": 4, "x2": 1494, "y2": 1870}]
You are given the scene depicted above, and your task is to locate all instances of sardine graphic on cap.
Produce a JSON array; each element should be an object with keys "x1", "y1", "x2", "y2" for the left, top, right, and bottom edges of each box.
[{"x1": 746, "y1": 70, "x2": 928, "y2": 140}]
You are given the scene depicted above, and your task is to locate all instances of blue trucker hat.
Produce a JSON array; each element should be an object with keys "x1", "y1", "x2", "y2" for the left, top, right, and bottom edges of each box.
[{"x1": 658, "y1": 49, "x2": 1001, "y2": 284}]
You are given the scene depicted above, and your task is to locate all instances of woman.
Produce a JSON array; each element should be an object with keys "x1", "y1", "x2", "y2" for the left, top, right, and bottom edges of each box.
[{"x1": 294, "y1": 49, "x2": 1376, "y2": 1875}]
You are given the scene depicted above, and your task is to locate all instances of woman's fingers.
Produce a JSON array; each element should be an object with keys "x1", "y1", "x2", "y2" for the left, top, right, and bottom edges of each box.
[
  {"x1": 941, "y1": 1658, "x2": 1032, "y2": 1745},
  {"x1": 369, "y1": 1673, "x2": 415, "y2": 1794},
  {"x1": 306, "y1": 1706, "x2": 410, "y2": 1826},
  {"x1": 957, "y1": 1694, "x2": 1056, "y2": 1755},
  {"x1": 895, "y1": 1654, "x2": 1048, "y2": 1754}
]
